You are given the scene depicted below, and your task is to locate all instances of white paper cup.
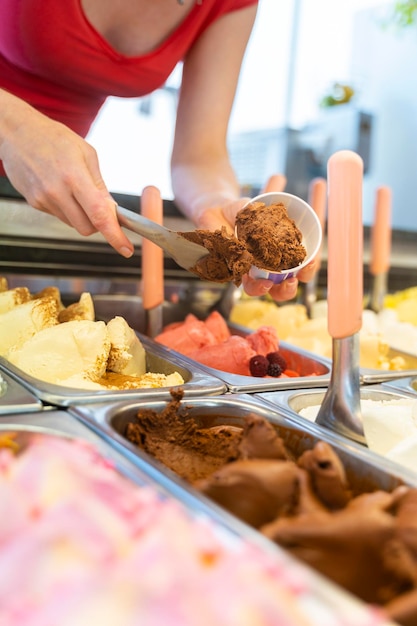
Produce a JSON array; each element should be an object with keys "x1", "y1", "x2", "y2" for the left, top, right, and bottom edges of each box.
[{"x1": 237, "y1": 191, "x2": 322, "y2": 285}]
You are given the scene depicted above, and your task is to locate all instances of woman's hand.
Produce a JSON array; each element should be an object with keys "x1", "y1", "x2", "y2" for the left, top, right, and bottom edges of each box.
[
  {"x1": 241, "y1": 258, "x2": 318, "y2": 302},
  {"x1": 0, "y1": 92, "x2": 133, "y2": 257},
  {"x1": 194, "y1": 173, "x2": 318, "y2": 302}
]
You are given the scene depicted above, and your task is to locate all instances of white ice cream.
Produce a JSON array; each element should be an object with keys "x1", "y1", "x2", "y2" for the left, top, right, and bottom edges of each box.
[
  {"x1": 362, "y1": 308, "x2": 417, "y2": 357},
  {"x1": 299, "y1": 397, "x2": 417, "y2": 472},
  {"x1": 5, "y1": 315, "x2": 184, "y2": 390}
]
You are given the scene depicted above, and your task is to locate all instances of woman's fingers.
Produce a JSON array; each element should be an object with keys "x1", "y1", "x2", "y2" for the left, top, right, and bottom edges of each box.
[
  {"x1": 242, "y1": 274, "x2": 299, "y2": 301},
  {"x1": 295, "y1": 258, "x2": 318, "y2": 283},
  {"x1": 268, "y1": 277, "x2": 299, "y2": 301}
]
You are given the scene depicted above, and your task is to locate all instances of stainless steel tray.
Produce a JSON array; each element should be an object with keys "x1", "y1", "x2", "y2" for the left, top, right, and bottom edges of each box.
[
  {"x1": 0, "y1": 409, "x2": 391, "y2": 625},
  {"x1": 93, "y1": 293, "x2": 416, "y2": 391},
  {"x1": 0, "y1": 369, "x2": 43, "y2": 414},
  {"x1": 0, "y1": 410, "x2": 227, "y2": 518},
  {"x1": 92, "y1": 294, "x2": 333, "y2": 392},
  {"x1": 167, "y1": 338, "x2": 333, "y2": 393},
  {"x1": 360, "y1": 347, "x2": 417, "y2": 384},
  {"x1": 0, "y1": 334, "x2": 226, "y2": 407},
  {"x1": 256, "y1": 385, "x2": 417, "y2": 468}
]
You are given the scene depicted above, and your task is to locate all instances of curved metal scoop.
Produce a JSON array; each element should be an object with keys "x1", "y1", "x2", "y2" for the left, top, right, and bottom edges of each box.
[
  {"x1": 117, "y1": 205, "x2": 209, "y2": 272},
  {"x1": 315, "y1": 151, "x2": 366, "y2": 445},
  {"x1": 316, "y1": 334, "x2": 365, "y2": 443}
]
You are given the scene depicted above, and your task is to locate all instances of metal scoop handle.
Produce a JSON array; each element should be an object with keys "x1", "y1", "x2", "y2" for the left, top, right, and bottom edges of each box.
[
  {"x1": 316, "y1": 151, "x2": 365, "y2": 444},
  {"x1": 116, "y1": 205, "x2": 208, "y2": 271},
  {"x1": 369, "y1": 186, "x2": 392, "y2": 313}
]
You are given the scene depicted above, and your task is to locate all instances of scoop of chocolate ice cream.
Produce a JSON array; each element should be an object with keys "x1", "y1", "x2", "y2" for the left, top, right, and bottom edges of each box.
[
  {"x1": 235, "y1": 201, "x2": 307, "y2": 272},
  {"x1": 195, "y1": 459, "x2": 300, "y2": 528},
  {"x1": 179, "y1": 227, "x2": 253, "y2": 286},
  {"x1": 238, "y1": 413, "x2": 289, "y2": 460},
  {"x1": 125, "y1": 388, "x2": 244, "y2": 482},
  {"x1": 297, "y1": 441, "x2": 352, "y2": 509},
  {"x1": 262, "y1": 482, "x2": 402, "y2": 604},
  {"x1": 385, "y1": 587, "x2": 417, "y2": 626}
]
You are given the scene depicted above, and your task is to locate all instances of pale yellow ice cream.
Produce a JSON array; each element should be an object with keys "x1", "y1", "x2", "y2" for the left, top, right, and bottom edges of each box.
[
  {"x1": 0, "y1": 286, "x2": 31, "y2": 314},
  {"x1": 107, "y1": 316, "x2": 146, "y2": 377},
  {"x1": 0, "y1": 280, "x2": 184, "y2": 391},
  {"x1": 0, "y1": 296, "x2": 59, "y2": 354},
  {"x1": 384, "y1": 286, "x2": 417, "y2": 325},
  {"x1": 6, "y1": 320, "x2": 111, "y2": 385}
]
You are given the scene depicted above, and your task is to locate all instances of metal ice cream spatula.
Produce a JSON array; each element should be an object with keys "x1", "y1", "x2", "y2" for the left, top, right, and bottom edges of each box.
[
  {"x1": 116, "y1": 205, "x2": 209, "y2": 272},
  {"x1": 315, "y1": 151, "x2": 366, "y2": 445}
]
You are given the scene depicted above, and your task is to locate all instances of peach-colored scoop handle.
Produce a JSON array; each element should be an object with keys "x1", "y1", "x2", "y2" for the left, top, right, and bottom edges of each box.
[
  {"x1": 327, "y1": 151, "x2": 363, "y2": 339},
  {"x1": 370, "y1": 186, "x2": 392, "y2": 276},
  {"x1": 308, "y1": 177, "x2": 327, "y2": 267},
  {"x1": 262, "y1": 173, "x2": 287, "y2": 193},
  {"x1": 141, "y1": 186, "x2": 164, "y2": 310}
]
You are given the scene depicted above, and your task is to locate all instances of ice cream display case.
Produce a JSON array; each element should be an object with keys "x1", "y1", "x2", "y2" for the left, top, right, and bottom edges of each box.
[
  {"x1": 0, "y1": 410, "x2": 395, "y2": 626},
  {"x1": 68, "y1": 391, "x2": 417, "y2": 624}
]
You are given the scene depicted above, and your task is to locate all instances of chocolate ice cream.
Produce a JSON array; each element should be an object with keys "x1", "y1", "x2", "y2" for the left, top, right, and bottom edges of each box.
[
  {"x1": 235, "y1": 201, "x2": 306, "y2": 271},
  {"x1": 179, "y1": 227, "x2": 253, "y2": 286},
  {"x1": 179, "y1": 201, "x2": 307, "y2": 284},
  {"x1": 125, "y1": 389, "x2": 243, "y2": 481},
  {"x1": 124, "y1": 390, "x2": 417, "y2": 625}
]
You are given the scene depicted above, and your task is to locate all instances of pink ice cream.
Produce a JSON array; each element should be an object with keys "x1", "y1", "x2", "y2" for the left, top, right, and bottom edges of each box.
[
  {"x1": 155, "y1": 314, "x2": 219, "y2": 354},
  {"x1": 188, "y1": 334, "x2": 256, "y2": 376},
  {"x1": 155, "y1": 311, "x2": 284, "y2": 377}
]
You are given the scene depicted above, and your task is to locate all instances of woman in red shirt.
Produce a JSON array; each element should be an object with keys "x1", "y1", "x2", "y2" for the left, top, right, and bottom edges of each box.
[{"x1": 0, "y1": 0, "x2": 315, "y2": 300}]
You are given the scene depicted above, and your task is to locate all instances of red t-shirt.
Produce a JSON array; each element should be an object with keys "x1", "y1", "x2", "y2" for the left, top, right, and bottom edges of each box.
[{"x1": 0, "y1": 0, "x2": 257, "y2": 177}]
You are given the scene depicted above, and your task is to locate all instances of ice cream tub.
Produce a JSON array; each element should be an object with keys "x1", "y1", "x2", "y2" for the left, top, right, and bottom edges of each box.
[
  {"x1": 69, "y1": 392, "x2": 417, "y2": 623},
  {"x1": 0, "y1": 370, "x2": 43, "y2": 415},
  {"x1": 0, "y1": 409, "x2": 229, "y2": 514},
  {"x1": 171, "y1": 336, "x2": 332, "y2": 393},
  {"x1": 360, "y1": 351, "x2": 417, "y2": 384},
  {"x1": 0, "y1": 411, "x2": 396, "y2": 626},
  {"x1": 0, "y1": 408, "x2": 282, "y2": 543},
  {"x1": 256, "y1": 385, "x2": 417, "y2": 475},
  {"x1": 237, "y1": 191, "x2": 322, "y2": 285},
  {"x1": 92, "y1": 294, "x2": 333, "y2": 393},
  {"x1": 0, "y1": 333, "x2": 226, "y2": 407}
]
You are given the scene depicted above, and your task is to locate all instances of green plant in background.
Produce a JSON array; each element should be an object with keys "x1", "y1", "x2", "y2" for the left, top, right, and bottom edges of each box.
[
  {"x1": 320, "y1": 83, "x2": 355, "y2": 108},
  {"x1": 390, "y1": 1, "x2": 417, "y2": 28}
]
